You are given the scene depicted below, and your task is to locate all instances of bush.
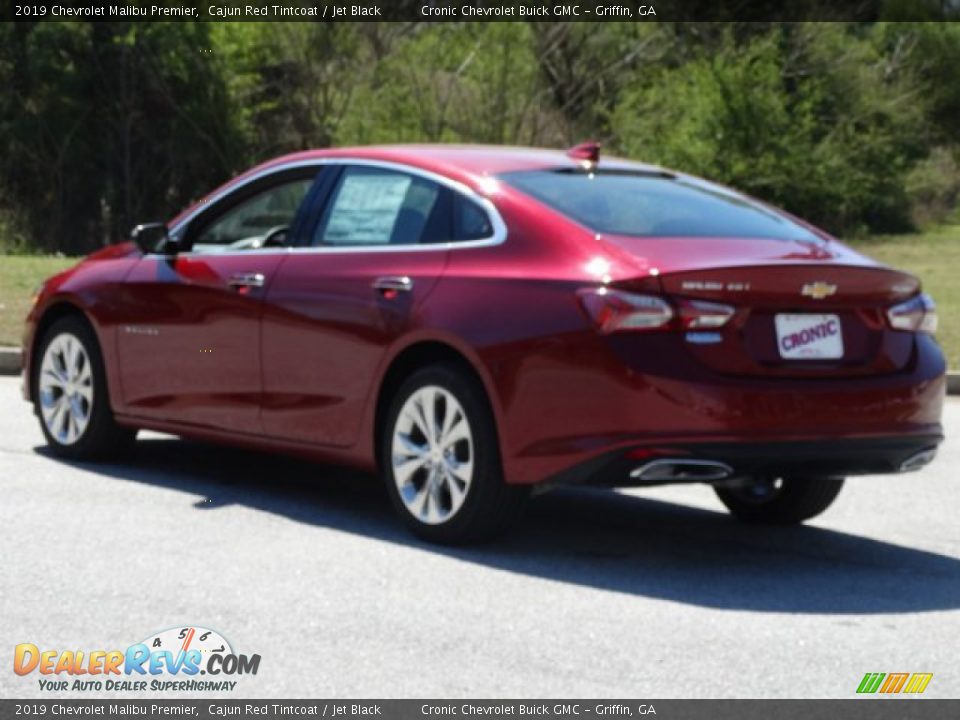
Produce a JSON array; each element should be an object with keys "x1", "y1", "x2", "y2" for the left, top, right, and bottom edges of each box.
[
  {"x1": 0, "y1": 205, "x2": 30, "y2": 254},
  {"x1": 905, "y1": 147, "x2": 960, "y2": 227}
]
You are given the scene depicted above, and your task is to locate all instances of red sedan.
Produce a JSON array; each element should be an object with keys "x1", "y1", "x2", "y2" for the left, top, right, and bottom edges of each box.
[{"x1": 22, "y1": 144, "x2": 945, "y2": 543}]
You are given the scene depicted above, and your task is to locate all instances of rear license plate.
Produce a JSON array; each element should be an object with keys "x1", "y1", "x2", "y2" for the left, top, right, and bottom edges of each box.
[{"x1": 775, "y1": 314, "x2": 843, "y2": 360}]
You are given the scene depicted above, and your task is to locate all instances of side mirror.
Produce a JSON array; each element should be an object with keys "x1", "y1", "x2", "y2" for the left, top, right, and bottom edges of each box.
[{"x1": 130, "y1": 223, "x2": 176, "y2": 255}]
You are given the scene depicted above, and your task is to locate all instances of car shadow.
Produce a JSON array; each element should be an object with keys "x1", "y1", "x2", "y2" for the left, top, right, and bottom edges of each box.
[{"x1": 36, "y1": 437, "x2": 960, "y2": 615}]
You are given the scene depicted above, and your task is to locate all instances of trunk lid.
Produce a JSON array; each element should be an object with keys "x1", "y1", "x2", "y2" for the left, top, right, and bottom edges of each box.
[{"x1": 602, "y1": 235, "x2": 920, "y2": 377}]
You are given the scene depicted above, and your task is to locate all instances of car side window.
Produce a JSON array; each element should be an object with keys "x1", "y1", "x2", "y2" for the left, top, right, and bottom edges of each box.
[
  {"x1": 454, "y1": 195, "x2": 493, "y2": 241},
  {"x1": 191, "y1": 178, "x2": 314, "y2": 253},
  {"x1": 313, "y1": 166, "x2": 451, "y2": 247}
]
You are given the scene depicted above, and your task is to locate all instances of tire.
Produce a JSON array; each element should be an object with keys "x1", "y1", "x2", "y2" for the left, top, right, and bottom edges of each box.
[
  {"x1": 380, "y1": 364, "x2": 528, "y2": 544},
  {"x1": 33, "y1": 315, "x2": 137, "y2": 460},
  {"x1": 715, "y1": 475, "x2": 845, "y2": 525}
]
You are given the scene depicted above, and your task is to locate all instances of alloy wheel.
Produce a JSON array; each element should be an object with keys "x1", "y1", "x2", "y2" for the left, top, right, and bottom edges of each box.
[
  {"x1": 38, "y1": 332, "x2": 94, "y2": 445},
  {"x1": 391, "y1": 385, "x2": 474, "y2": 525}
]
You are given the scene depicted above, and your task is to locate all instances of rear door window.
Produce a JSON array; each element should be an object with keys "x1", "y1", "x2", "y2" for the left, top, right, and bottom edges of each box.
[
  {"x1": 313, "y1": 166, "x2": 448, "y2": 247},
  {"x1": 454, "y1": 195, "x2": 494, "y2": 241}
]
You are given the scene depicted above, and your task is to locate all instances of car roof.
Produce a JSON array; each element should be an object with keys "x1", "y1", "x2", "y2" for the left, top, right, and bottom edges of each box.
[
  {"x1": 255, "y1": 144, "x2": 665, "y2": 181},
  {"x1": 169, "y1": 144, "x2": 666, "y2": 228}
]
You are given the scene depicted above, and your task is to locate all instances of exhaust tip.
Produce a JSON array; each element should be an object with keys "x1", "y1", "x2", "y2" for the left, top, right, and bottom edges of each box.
[
  {"x1": 630, "y1": 458, "x2": 733, "y2": 482},
  {"x1": 899, "y1": 447, "x2": 937, "y2": 473}
]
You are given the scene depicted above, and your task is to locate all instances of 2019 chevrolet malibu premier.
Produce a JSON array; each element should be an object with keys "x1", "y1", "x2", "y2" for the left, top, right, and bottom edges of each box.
[{"x1": 22, "y1": 144, "x2": 945, "y2": 543}]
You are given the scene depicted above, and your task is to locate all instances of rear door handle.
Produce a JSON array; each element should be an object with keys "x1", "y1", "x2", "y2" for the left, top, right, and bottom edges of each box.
[
  {"x1": 228, "y1": 272, "x2": 265, "y2": 289},
  {"x1": 372, "y1": 276, "x2": 414, "y2": 297}
]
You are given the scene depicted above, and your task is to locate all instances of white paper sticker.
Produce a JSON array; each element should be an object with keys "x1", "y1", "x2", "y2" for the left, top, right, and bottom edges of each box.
[{"x1": 775, "y1": 314, "x2": 844, "y2": 360}]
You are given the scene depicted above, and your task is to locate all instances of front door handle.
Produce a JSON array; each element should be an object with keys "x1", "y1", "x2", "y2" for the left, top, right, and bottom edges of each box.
[
  {"x1": 228, "y1": 272, "x2": 265, "y2": 290},
  {"x1": 372, "y1": 276, "x2": 414, "y2": 298}
]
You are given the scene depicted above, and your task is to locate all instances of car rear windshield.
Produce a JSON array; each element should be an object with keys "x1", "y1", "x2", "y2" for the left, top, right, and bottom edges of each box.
[{"x1": 499, "y1": 169, "x2": 823, "y2": 242}]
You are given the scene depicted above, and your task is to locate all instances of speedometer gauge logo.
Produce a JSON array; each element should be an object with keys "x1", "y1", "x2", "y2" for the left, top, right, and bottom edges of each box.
[{"x1": 141, "y1": 626, "x2": 233, "y2": 664}]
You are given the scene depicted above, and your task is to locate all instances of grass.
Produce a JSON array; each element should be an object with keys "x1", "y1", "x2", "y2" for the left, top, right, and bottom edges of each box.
[
  {"x1": 0, "y1": 225, "x2": 957, "y2": 367},
  {"x1": 0, "y1": 255, "x2": 76, "y2": 346}
]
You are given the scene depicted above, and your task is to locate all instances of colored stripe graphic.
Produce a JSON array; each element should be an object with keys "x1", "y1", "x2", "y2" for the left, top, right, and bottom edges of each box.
[
  {"x1": 857, "y1": 672, "x2": 933, "y2": 694},
  {"x1": 904, "y1": 673, "x2": 934, "y2": 694},
  {"x1": 857, "y1": 673, "x2": 885, "y2": 694},
  {"x1": 880, "y1": 673, "x2": 909, "y2": 693}
]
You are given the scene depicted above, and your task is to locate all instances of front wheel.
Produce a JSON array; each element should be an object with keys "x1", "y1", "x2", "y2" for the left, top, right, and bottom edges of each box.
[
  {"x1": 381, "y1": 364, "x2": 528, "y2": 544},
  {"x1": 714, "y1": 475, "x2": 844, "y2": 524},
  {"x1": 33, "y1": 316, "x2": 137, "y2": 460}
]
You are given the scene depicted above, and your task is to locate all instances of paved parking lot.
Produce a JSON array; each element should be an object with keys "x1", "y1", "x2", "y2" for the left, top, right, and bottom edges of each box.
[{"x1": 1, "y1": 375, "x2": 957, "y2": 698}]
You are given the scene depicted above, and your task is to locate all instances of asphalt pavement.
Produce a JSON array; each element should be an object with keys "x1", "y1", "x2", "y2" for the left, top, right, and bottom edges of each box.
[{"x1": 1, "y1": 375, "x2": 958, "y2": 699}]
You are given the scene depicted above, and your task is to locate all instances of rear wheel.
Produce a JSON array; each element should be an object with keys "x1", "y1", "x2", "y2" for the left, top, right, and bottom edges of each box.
[
  {"x1": 34, "y1": 316, "x2": 137, "y2": 460},
  {"x1": 714, "y1": 475, "x2": 844, "y2": 524},
  {"x1": 381, "y1": 364, "x2": 528, "y2": 544}
]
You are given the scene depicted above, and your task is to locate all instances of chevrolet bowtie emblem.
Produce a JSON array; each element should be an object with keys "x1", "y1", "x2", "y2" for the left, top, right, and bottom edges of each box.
[{"x1": 801, "y1": 282, "x2": 837, "y2": 299}]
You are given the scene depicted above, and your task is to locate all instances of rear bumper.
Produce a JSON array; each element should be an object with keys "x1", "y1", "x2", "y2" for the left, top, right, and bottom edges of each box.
[
  {"x1": 498, "y1": 332, "x2": 946, "y2": 485},
  {"x1": 545, "y1": 434, "x2": 944, "y2": 488}
]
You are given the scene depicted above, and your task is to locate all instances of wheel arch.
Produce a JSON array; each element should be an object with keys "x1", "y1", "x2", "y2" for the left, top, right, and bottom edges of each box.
[
  {"x1": 371, "y1": 338, "x2": 504, "y2": 474},
  {"x1": 28, "y1": 301, "x2": 96, "y2": 395}
]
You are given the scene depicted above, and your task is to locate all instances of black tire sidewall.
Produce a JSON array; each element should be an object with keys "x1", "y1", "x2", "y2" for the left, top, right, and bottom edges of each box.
[{"x1": 715, "y1": 475, "x2": 845, "y2": 524}]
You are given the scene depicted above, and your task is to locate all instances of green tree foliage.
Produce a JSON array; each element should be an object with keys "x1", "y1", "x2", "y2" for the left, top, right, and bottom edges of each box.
[
  {"x1": 336, "y1": 23, "x2": 561, "y2": 145},
  {"x1": 0, "y1": 20, "x2": 958, "y2": 253},
  {"x1": 0, "y1": 22, "x2": 242, "y2": 253},
  {"x1": 609, "y1": 24, "x2": 928, "y2": 234},
  {"x1": 214, "y1": 23, "x2": 366, "y2": 152}
]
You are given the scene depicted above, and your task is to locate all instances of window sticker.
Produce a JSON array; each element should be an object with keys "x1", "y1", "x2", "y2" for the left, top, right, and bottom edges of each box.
[{"x1": 322, "y1": 173, "x2": 413, "y2": 245}]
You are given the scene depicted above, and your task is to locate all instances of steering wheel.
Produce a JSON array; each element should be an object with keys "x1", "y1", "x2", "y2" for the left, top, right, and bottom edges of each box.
[
  {"x1": 226, "y1": 225, "x2": 289, "y2": 251},
  {"x1": 262, "y1": 225, "x2": 289, "y2": 247}
]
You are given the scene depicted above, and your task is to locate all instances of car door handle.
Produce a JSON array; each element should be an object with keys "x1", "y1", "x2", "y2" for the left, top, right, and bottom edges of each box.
[
  {"x1": 228, "y1": 272, "x2": 265, "y2": 289},
  {"x1": 372, "y1": 276, "x2": 414, "y2": 297}
]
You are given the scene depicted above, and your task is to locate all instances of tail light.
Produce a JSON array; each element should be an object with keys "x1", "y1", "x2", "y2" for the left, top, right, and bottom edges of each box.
[
  {"x1": 578, "y1": 289, "x2": 735, "y2": 334},
  {"x1": 676, "y1": 298, "x2": 736, "y2": 329},
  {"x1": 578, "y1": 288, "x2": 673, "y2": 332},
  {"x1": 886, "y1": 293, "x2": 937, "y2": 334}
]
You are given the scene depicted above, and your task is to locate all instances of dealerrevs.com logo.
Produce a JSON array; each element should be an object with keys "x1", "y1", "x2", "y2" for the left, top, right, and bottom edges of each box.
[{"x1": 14, "y1": 626, "x2": 261, "y2": 693}]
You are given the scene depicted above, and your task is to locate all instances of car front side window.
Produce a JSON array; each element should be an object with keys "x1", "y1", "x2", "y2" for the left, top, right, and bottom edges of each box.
[{"x1": 190, "y1": 177, "x2": 315, "y2": 253}]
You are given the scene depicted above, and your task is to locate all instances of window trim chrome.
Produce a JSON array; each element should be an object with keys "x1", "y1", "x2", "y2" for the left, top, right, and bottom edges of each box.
[{"x1": 163, "y1": 158, "x2": 507, "y2": 257}]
